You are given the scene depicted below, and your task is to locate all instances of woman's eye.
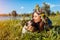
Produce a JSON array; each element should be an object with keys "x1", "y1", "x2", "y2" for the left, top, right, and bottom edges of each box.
[{"x1": 34, "y1": 16, "x2": 37, "y2": 17}]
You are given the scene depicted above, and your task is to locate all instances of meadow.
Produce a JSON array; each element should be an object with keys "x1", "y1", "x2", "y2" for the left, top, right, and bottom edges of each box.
[{"x1": 0, "y1": 15, "x2": 60, "y2": 40}]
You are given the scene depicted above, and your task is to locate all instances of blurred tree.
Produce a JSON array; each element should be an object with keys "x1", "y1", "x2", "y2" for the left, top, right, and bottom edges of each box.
[
  {"x1": 11, "y1": 10, "x2": 17, "y2": 17},
  {"x1": 9, "y1": 13, "x2": 11, "y2": 16},
  {"x1": 56, "y1": 11, "x2": 60, "y2": 15},
  {"x1": 51, "y1": 11, "x2": 56, "y2": 15},
  {"x1": 34, "y1": 4, "x2": 41, "y2": 12},
  {"x1": 42, "y1": 2, "x2": 50, "y2": 16}
]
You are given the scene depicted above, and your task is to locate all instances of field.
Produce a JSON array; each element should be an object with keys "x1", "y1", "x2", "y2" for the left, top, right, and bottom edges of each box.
[{"x1": 0, "y1": 15, "x2": 60, "y2": 40}]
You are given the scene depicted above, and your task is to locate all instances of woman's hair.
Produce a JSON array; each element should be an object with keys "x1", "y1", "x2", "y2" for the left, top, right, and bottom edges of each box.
[{"x1": 32, "y1": 11, "x2": 41, "y2": 19}]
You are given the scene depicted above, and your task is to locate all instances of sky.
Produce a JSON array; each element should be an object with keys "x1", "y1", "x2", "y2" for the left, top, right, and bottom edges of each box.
[{"x1": 0, "y1": 0, "x2": 60, "y2": 14}]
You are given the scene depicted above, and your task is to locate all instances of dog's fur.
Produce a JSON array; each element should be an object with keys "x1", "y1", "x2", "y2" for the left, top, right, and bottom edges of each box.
[{"x1": 22, "y1": 21, "x2": 34, "y2": 34}]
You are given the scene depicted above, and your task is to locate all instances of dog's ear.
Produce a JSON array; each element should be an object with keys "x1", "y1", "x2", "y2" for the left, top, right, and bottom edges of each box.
[
  {"x1": 25, "y1": 21, "x2": 32, "y2": 26},
  {"x1": 26, "y1": 22, "x2": 28, "y2": 26}
]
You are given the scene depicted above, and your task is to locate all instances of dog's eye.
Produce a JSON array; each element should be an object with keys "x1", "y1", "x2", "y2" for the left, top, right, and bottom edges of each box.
[{"x1": 26, "y1": 22, "x2": 28, "y2": 26}]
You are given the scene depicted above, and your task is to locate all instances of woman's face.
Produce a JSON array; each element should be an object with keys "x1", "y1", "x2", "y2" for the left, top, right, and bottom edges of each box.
[{"x1": 33, "y1": 12, "x2": 41, "y2": 23}]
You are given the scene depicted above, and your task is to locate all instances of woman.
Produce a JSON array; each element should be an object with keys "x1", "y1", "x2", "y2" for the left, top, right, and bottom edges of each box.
[
  {"x1": 32, "y1": 12, "x2": 44, "y2": 32},
  {"x1": 22, "y1": 12, "x2": 44, "y2": 34}
]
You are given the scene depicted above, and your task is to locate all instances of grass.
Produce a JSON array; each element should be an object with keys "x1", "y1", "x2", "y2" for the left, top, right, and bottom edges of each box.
[{"x1": 0, "y1": 15, "x2": 60, "y2": 40}]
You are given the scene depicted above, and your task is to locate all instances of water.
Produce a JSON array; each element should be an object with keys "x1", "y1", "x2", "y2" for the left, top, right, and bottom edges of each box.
[{"x1": 0, "y1": 16, "x2": 31, "y2": 20}]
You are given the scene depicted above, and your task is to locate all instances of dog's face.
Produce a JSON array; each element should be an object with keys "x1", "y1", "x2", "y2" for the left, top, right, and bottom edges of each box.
[{"x1": 26, "y1": 21, "x2": 35, "y2": 32}]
